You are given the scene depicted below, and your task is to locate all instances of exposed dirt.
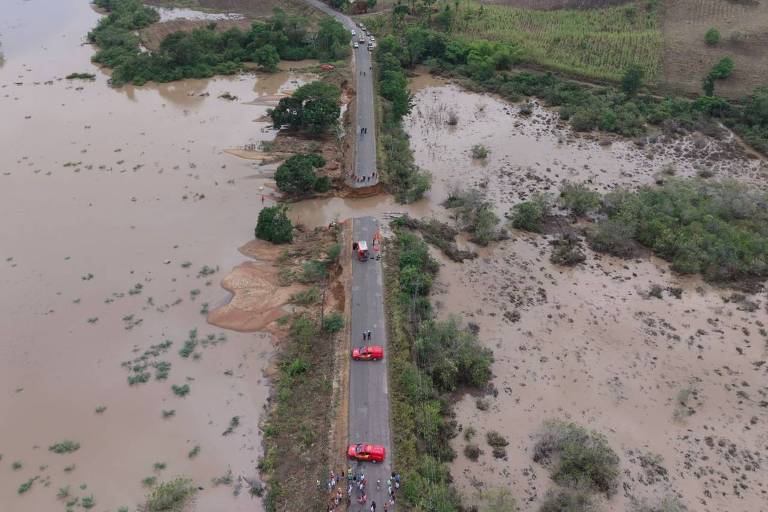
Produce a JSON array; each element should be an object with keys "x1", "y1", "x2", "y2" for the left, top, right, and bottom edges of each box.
[
  {"x1": 661, "y1": 0, "x2": 768, "y2": 98},
  {"x1": 207, "y1": 242, "x2": 305, "y2": 333}
]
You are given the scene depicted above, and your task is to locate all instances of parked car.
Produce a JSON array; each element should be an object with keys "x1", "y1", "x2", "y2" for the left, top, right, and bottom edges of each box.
[
  {"x1": 347, "y1": 443, "x2": 386, "y2": 463},
  {"x1": 351, "y1": 345, "x2": 384, "y2": 361},
  {"x1": 353, "y1": 42, "x2": 359, "y2": 49}
]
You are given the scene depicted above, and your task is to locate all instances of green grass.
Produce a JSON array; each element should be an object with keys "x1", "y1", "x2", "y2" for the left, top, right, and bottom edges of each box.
[{"x1": 450, "y1": 0, "x2": 662, "y2": 81}]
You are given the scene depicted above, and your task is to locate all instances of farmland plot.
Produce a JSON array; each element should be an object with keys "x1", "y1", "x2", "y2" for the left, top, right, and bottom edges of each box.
[{"x1": 450, "y1": 0, "x2": 663, "y2": 81}]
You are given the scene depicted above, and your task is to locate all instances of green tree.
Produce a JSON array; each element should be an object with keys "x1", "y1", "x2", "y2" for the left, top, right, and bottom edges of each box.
[
  {"x1": 703, "y1": 56, "x2": 734, "y2": 96},
  {"x1": 254, "y1": 44, "x2": 280, "y2": 71},
  {"x1": 274, "y1": 154, "x2": 327, "y2": 196},
  {"x1": 621, "y1": 64, "x2": 644, "y2": 97},
  {"x1": 255, "y1": 205, "x2": 293, "y2": 244},
  {"x1": 704, "y1": 27, "x2": 720, "y2": 46},
  {"x1": 269, "y1": 81, "x2": 341, "y2": 133}
]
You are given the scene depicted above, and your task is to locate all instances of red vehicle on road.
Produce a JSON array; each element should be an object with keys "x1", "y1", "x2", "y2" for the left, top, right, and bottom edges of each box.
[
  {"x1": 351, "y1": 345, "x2": 384, "y2": 361},
  {"x1": 347, "y1": 443, "x2": 386, "y2": 463}
]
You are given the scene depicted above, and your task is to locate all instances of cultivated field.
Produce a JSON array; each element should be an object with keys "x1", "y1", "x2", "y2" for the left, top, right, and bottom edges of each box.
[
  {"x1": 479, "y1": 0, "x2": 633, "y2": 8},
  {"x1": 661, "y1": 0, "x2": 768, "y2": 98},
  {"x1": 450, "y1": 0, "x2": 663, "y2": 81}
]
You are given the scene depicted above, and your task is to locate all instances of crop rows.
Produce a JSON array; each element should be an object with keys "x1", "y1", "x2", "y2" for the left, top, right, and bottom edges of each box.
[{"x1": 451, "y1": 1, "x2": 663, "y2": 81}]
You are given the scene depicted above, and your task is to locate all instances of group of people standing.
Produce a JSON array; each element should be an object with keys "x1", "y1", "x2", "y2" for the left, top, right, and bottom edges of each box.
[{"x1": 324, "y1": 468, "x2": 402, "y2": 511}]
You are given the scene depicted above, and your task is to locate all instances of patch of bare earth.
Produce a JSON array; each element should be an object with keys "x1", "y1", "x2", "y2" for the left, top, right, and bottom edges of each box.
[{"x1": 662, "y1": 0, "x2": 768, "y2": 98}]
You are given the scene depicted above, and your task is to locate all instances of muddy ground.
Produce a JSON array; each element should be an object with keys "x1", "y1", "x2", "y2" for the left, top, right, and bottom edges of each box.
[
  {"x1": 405, "y1": 79, "x2": 768, "y2": 512},
  {"x1": 0, "y1": 1, "x2": 324, "y2": 510}
]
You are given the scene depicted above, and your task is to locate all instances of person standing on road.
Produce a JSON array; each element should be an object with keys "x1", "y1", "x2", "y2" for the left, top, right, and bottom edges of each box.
[{"x1": 370, "y1": 501, "x2": 376, "y2": 512}]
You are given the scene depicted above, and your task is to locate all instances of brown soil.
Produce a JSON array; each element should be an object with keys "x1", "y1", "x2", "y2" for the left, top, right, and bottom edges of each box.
[
  {"x1": 207, "y1": 242, "x2": 305, "y2": 333},
  {"x1": 661, "y1": 0, "x2": 768, "y2": 98}
]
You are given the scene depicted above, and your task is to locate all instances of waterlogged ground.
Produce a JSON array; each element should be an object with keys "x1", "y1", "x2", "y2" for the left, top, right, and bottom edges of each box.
[
  {"x1": 0, "y1": 1, "x2": 318, "y2": 510},
  {"x1": 403, "y1": 81, "x2": 768, "y2": 511}
]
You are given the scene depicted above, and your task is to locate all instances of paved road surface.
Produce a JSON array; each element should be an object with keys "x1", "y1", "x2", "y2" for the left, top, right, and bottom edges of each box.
[
  {"x1": 303, "y1": 0, "x2": 378, "y2": 188},
  {"x1": 349, "y1": 217, "x2": 392, "y2": 506}
]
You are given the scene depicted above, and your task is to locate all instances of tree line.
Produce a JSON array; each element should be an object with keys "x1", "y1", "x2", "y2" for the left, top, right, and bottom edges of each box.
[{"x1": 89, "y1": 0, "x2": 350, "y2": 86}]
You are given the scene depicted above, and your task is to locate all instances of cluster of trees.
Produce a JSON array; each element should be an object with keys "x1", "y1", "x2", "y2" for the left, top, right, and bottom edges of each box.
[
  {"x1": 588, "y1": 179, "x2": 768, "y2": 282},
  {"x1": 89, "y1": 1, "x2": 349, "y2": 86},
  {"x1": 374, "y1": 30, "x2": 434, "y2": 203},
  {"x1": 275, "y1": 153, "x2": 330, "y2": 196},
  {"x1": 443, "y1": 186, "x2": 505, "y2": 246},
  {"x1": 268, "y1": 81, "x2": 341, "y2": 134},
  {"x1": 387, "y1": 228, "x2": 493, "y2": 511}
]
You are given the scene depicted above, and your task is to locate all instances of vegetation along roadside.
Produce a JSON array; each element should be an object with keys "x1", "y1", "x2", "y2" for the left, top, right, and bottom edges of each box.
[{"x1": 384, "y1": 224, "x2": 493, "y2": 510}]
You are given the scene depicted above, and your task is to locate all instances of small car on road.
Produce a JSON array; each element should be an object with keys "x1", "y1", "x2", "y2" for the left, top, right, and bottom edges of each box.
[
  {"x1": 348, "y1": 443, "x2": 386, "y2": 463},
  {"x1": 351, "y1": 29, "x2": 356, "y2": 36},
  {"x1": 351, "y1": 345, "x2": 384, "y2": 361},
  {"x1": 353, "y1": 42, "x2": 359, "y2": 49}
]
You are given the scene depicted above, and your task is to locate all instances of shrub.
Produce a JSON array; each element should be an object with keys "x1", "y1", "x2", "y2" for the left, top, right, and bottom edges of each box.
[
  {"x1": 274, "y1": 154, "x2": 326, "y2": 197},
  {"x1": 464, "y1": 444, "x2": 481, "y2": 461},
  {"x1": 49, "y1": 441, "x2": 80, "y2": 454},
  {"x1": 471, "y1": 144, "x2": 490, "y2": 159},
  {"x1": 146, "y1": 478, "x2": 197, "y2": 512},
  {"x1": 322, "y1": 312, "x2": 344, "y2": 333},
  {"x1": 621, "y1": 65, "x2": 644, "y2": 97},
  {"x1": 550, "y1": 235, "x2": 586, "y2": 266},
  {"x1": 476, "y1": 487, "x2": 518, "y2": 512},
  {"x1": 704, "y1": 27, "x2": 720, "y2": 46},
  {"x1": 255, "y1": 205, "x2": 293, "y2": 244},
  {"x1": 414, "y1": 317, "x2": 493, "y2": 392},
  {"x1": 486, "y1": 431, "x2": 509, "y2": 448},
  {"x1": 560, "y1": 182, "x2": 600, "y2": 216},
  {"x1": 172, "y1": 384, "x2": 190, "y2": 397},
  {"x1": 510, "y1": 194, "x2": 551, "y2": 232},
  {"x1": 444, "y1": 186, "x2": 503, "y2": 245},
  {"x1": 539, "y1": 489, "x2": 596, "y2": 512},
  {"x1": 290, "y1": 286, "x2": 320, "y2": 305},
  {"x1": 533, "y1": 420, "x2": 620, "y2": 495},
  {"x1": 587, "y1": 219, "x2": 636, "y2": 257}
]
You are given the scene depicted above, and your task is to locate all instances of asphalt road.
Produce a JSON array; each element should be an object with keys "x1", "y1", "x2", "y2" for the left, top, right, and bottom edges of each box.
[
  {"x1": 303, "y1": 0, "x2": 378, "y2": 188},
  {"x1": 349, "y1": 217, "x2": 392, "y2": 505}
]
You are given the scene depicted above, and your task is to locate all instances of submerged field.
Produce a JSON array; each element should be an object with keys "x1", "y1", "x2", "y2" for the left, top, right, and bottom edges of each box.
[
  {"x1": 400, "y1": 79, "x2": 768, "y2": 512},
  {"x1": 449, "y1": 0, "x2": 663, "y2": 81}
]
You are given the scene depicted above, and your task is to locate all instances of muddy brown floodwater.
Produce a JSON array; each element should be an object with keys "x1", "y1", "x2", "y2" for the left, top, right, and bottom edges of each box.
[{"x1": 0, "y1": 1, "x2": 318, "y2": 511}]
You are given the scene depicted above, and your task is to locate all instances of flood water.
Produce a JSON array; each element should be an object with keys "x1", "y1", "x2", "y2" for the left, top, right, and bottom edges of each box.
[
  {"x1": 2, "y1": 1, "x2": 767, "y2": 511},
  {"x1": 0, "y1": 1, "x2": 315, "y2": 510}
]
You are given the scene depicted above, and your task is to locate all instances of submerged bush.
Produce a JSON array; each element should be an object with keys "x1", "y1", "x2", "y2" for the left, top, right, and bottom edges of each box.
[
  {"x1": 539, "y1": 488, "x2": 597, "y2": 512},
  {"x1": 533, "y1": 420, "x2": 620, "y2": 495},
  {"x1": 510, "y1": 194, "x2": 551, "y2": 232},
  {"x1": 146, "y1": 477, "x2": 197, "y2": 512},
  {"x1": 560, "y1": 182, "x2": 600, "y2": 216}
]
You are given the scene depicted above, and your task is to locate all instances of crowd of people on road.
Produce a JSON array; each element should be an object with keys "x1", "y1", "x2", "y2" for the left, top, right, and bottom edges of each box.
[
  {"x1": 323, "y1": 467, "x2": 402, "y2": 512},
  {"x1": 350, "y1": 171, "x2": 377, "y2": 184}
]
